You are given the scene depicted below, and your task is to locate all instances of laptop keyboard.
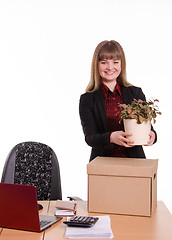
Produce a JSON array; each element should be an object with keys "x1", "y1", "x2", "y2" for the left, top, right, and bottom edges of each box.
[{"x1": 40, "y1": 220, "x2": 51, "y2": 228}]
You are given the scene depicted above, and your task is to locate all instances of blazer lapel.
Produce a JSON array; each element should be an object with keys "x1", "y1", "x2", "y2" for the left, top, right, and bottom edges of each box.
[
  {"x1": 94, "y1": 88, "x2": 108, "y2": 131},
  {"x1": 121, "y1": 85, "x2": 133, "y2": 104}
]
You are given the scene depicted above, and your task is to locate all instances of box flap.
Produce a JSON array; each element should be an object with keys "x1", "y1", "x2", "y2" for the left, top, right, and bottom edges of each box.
[{"x1": 87, "y1": 157, "x2": 158, "y2": 178}]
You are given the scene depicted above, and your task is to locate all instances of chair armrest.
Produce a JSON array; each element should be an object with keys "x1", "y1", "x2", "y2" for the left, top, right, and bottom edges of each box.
[{"x1": 67, "y1": 196, "x2": 83, "y2": 201}]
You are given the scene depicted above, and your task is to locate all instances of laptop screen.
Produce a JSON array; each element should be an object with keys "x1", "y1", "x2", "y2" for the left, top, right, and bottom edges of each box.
[{"x1": 0, "y1": 183, "x2": 62, "y2": 232}]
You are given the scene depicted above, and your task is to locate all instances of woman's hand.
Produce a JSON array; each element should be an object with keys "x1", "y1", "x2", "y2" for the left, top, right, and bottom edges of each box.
[
  {"x1": 144, "y1": 131, "x2": 156, "y2": 146},
  {"x1": 110, "y1": 131, "x2": 135, "y2": 147}
]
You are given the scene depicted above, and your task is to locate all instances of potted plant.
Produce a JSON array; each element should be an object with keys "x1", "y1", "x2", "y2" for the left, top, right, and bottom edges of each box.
[{"x1": 119, "y1": 99, "x2": 161, "y2": 145}]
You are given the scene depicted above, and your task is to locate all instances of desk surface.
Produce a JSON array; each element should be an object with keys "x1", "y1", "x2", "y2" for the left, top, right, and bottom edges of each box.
[{"x1": 0, "y1": 201, "x2": 172, "y2": 240}]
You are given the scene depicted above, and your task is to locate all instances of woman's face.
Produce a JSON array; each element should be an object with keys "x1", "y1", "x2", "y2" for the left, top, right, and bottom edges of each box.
[{"x1": 98, "y1": 59, "x2": 121, "y2": 83}]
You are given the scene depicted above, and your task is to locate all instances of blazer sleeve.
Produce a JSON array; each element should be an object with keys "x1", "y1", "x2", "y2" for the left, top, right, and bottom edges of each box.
[{"x1": 79, "y1": 93, "x2": 112, "y2": 149}]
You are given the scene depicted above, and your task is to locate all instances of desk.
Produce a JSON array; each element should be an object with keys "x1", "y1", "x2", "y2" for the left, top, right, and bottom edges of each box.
[{"x1": 0, "y1": 201, "x2": 172, "y2": 240}]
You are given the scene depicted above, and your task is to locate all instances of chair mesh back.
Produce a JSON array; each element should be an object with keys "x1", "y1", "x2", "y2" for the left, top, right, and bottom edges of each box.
[{"x1": 14, "y1": 142, "x2": 52, "y2": 200}]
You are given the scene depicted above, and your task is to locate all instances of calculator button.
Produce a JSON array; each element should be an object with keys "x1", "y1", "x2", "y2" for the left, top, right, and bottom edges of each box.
[{"x1": 63, "y1": 216, "x2": 99, "y2": 227}]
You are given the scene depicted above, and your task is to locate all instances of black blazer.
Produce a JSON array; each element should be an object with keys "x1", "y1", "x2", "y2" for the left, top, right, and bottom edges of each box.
[{"x1": 79, "y1": 85, "x2": 157, "y2": 161}]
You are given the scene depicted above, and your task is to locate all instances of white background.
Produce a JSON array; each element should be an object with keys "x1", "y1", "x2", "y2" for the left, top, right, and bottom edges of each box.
[{"x1": 0, "y1": 0, "x2": 172, "y2": 213}]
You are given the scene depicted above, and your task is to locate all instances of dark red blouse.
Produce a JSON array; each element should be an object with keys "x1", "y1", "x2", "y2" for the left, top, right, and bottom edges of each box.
[{"x1": 101, "y1": 82, "x2": 127, "y2": 157}]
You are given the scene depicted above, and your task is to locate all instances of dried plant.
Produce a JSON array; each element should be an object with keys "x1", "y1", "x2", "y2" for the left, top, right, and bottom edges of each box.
[{"x1": 119, "y1": 99, "x2": 161, "y2": 124}]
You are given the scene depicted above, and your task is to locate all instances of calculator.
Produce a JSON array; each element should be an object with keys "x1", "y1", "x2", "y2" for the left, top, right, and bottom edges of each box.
[{"x1": 63, "y1": 216, "x2": 99, "y2": 227}]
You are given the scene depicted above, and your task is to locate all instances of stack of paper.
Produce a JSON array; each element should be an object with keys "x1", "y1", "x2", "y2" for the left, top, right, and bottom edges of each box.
[{"x1": 65, "y1": 215, "x2": 114, "y2": 239}]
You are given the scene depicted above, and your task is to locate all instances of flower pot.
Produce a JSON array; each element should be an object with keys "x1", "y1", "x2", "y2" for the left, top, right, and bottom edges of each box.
[{"x1": 123, "y1": 119, "x2": 151, "y2": 145}]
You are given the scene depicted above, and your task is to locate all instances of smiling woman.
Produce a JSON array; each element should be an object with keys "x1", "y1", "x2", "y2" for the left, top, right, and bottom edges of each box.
[
  {"x1": 98, "y1": 59, "x2": 121, "y2": 91},
  {"x1": 79, "y1": 40, "x2": 157, "y2": 162},
  {"x1": 85, "y1": 40, "x2": 131, "y2": 93}
]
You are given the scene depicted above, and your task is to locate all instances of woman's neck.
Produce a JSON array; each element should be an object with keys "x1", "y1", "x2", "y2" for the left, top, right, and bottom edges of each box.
[{"x1": 102, "y1": 80, "x2": 117, "y2": 92}]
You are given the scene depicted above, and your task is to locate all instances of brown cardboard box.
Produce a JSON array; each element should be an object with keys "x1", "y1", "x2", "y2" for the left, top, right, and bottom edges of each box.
[{"x1": 87, "y1": 157, "x2": 158, "y2": 217}]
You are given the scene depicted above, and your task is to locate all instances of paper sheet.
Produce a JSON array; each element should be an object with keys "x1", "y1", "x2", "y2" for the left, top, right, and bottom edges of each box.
[
  {"x1": 55, "y1": 209, "x2": 75, "y2": 216},
  {"x1": 65, "y1": 215, "x2": 114, "y2": 239}
]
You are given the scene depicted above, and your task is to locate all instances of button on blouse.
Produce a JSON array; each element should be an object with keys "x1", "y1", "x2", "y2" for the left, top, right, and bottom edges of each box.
[{"x1": 101, "y1": 82, "x2": 127, "y2": 157}]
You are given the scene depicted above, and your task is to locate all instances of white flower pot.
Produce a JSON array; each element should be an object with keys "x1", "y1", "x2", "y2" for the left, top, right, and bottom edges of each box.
[{"x1": 123, "y1": 119, "x2": 151, "y2": 145}]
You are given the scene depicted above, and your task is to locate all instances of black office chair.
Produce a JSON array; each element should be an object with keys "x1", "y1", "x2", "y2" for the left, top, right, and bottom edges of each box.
[{"x1": 1, "y1": 141, "x2": 62, "y2": 200}]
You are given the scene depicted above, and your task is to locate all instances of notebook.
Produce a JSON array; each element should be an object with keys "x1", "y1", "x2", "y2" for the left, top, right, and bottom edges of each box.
[{"x1": 0, "y1": 183, "x2": 62, "y2": 232}]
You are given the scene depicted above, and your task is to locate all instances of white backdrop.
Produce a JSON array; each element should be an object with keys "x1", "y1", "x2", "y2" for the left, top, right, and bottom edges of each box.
[{"x1": 0, "y1": 0, "x2": 172, "y2": 213}]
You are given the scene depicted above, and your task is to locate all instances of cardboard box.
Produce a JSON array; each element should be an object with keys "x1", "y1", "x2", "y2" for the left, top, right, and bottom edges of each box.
[{"x1": 87, "y1": 157, "x2": 158, "y2": 217}]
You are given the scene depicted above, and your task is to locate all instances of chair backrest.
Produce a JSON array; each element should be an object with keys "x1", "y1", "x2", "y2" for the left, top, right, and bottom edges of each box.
[{"x1": 1, "y1": 142, "x2": 62, "y2": 200}]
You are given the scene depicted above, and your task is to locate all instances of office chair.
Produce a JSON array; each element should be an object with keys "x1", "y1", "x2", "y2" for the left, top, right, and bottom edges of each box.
[{"x1": 1, "y1": 141, "x2": 62, "y2": 200}]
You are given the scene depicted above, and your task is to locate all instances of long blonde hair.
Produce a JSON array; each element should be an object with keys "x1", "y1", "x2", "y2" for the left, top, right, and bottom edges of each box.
[{"x1": 86, "y1": 40, "x2": 132, "y2": 93}]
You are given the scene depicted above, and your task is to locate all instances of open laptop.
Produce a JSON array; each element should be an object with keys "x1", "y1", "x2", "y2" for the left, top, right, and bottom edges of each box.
[{"x1": 0, "y1": 183, "x2": 62, "y2": 232}]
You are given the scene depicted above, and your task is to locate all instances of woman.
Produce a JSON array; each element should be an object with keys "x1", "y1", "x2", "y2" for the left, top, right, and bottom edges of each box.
[{"x1": 79, "y1": 40, "x2": 157, "y2": 161}]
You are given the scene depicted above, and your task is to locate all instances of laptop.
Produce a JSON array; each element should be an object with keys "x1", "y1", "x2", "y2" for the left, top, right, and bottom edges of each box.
[{"x1": 0, "y1": 183, "x2": 62, "y2": 232}]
